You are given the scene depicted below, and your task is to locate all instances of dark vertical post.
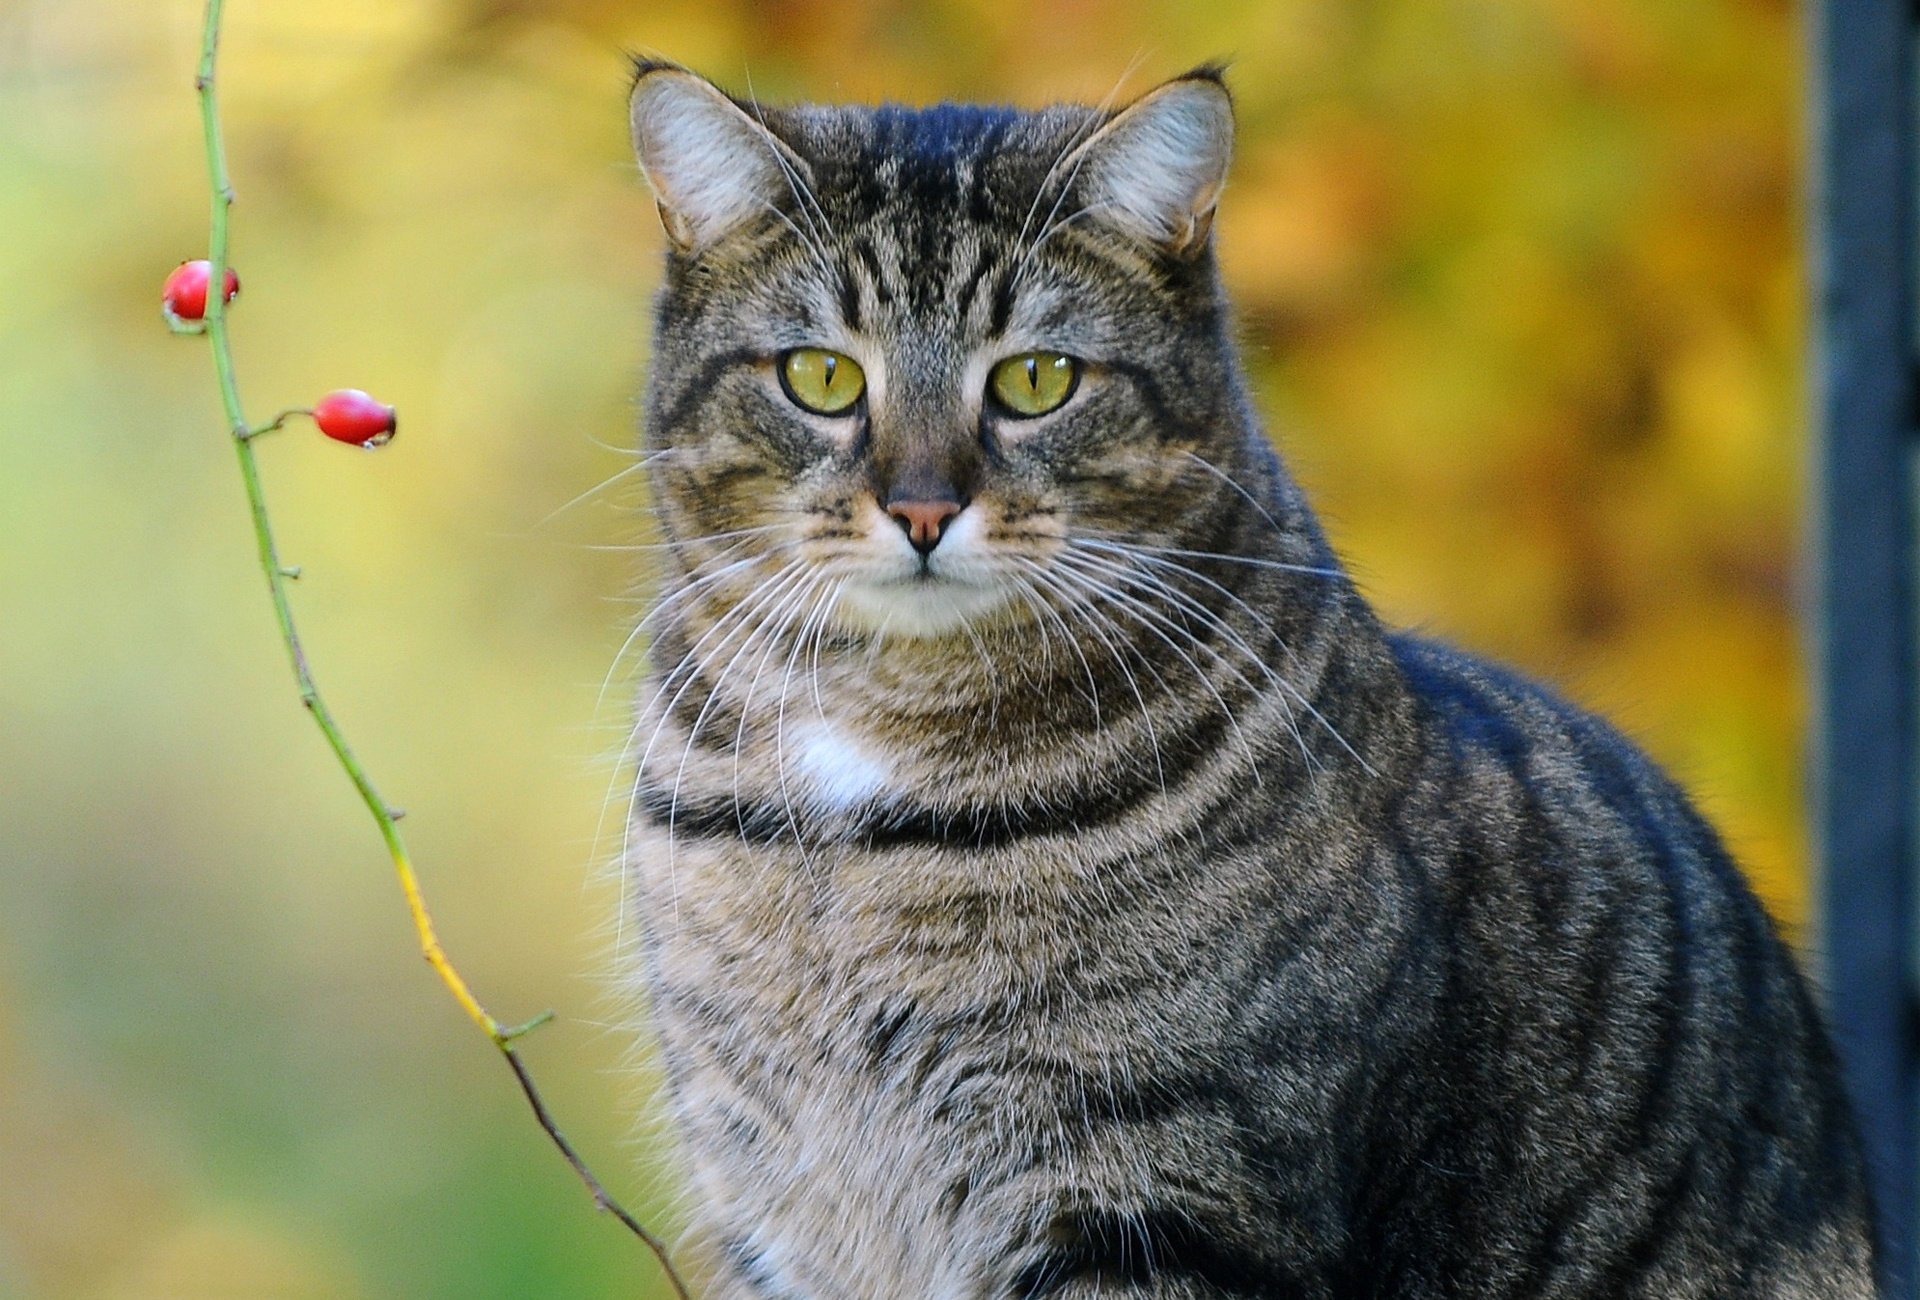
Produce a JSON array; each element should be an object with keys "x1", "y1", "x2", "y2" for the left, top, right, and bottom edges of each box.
[{"x1": 1813, "y1": 0, "x2": 1918, "y2": 1292}]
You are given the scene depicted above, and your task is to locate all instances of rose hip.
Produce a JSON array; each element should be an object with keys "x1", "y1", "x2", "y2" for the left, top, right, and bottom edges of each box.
[
  {"x1": 311, "y1": 390, "x2": 398, "y2": 448},
  {"x1": 162, "y1": 259, "x2": 240, "y2": 322}
]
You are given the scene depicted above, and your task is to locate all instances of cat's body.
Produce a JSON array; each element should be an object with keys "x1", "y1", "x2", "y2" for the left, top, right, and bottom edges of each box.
[{"x1": 620, "y1": 65, "x2": 1877, "y2": 1298}]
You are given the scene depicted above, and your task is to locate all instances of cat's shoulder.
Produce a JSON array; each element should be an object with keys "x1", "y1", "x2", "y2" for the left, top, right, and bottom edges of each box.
[{"x1": 1383, "y1": 629, "x2": 1693, "y2": 820}]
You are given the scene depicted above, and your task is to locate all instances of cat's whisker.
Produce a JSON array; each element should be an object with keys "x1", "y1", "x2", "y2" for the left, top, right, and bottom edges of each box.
[
  {"x1": 1067, "y1": 541, "x2": 1320, "y2": 775},
  {"x1": 656, "y1": 563, "x2": 818, "y2": 926},
  {"x1": 806, "y1": 580, "x2": 845, "y2": 725},
  {"x1": 623, "y1": 560, "x2": 809, "y2": 931},
  {"x1": 1073, "y1": 541, "x2": 1325, "y2": 773},
  {"x1": 1002, "y1": 571, "x2": 1062, "y2": 682},
  {"x1": 1071, "y1": 533, "x2": 1345, "y2": 579},
  {"x1": 743, "y1": 72, "x2": 839, "y2": 264},
  {"x1": 1063, "y1": 543, "x2": 1350, "y2": 776},
  {"x1": 589, "y1": 523, "x2": 787, "y2": 555},
  {"x1": 1066, "y1": 541, "x2": 1293, "y2": 688},
  {"x1": 1009, "y1": 569, "x2": 1103, "y2": 721},
  {"x1": 1013, "y1": 53, "x2": 1147, "y2": 265},
  {"x1": 535, "y1": 448, "x2": 685, "y2": 530},
  {"x1": 1050, "y1": 551, "x2": 1264, "y2": 779},
  {"x1": 1016, "y1": 198, "x2": 1125, "y2": 282},
  {"x1": 593, "y1": 540, "x2": 782, "y2": 874},
  {"x1": 1178, "y1": 450, "x2": 1299, "y2": 550},
  {"x1": 591, "y1": 542, "x2": 784, "y2": 893},
  {"x1": 654, "y1": 562, "x2": 816, "y2": 789},
  {"x1": 1070, "y1": 538, "x2": 1319, "y2": 676},
  {"x1": 728, "y1": 570, "x2": 828, "y2": 825},
  {"x1": 770, "y1": 579, "x2": 841, "y2": 846},
  {"x1": 609, "y1": 559, "x2": 796, "y2": 948},
  {"x1": 1015, "y1": 557, "x2": 1169, "y2": 795},
  {"x1": 955, "y1": 609, "x2": 1003, "y2": 733},
  {"x1": 1055, "y1": 549, "x2": 1275, "y2": 700},
  {"x1": 596, "y1": 545, "x2": 775, "y2": 716}
]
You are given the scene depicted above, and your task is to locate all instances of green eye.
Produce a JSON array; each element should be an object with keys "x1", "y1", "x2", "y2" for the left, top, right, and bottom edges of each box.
[
  {"x1": 781, "y1": 348, "x2": 866, "y2": 415},
  {"x1": 988, "y1": 351, "x2": 1078, "y2": 417}
]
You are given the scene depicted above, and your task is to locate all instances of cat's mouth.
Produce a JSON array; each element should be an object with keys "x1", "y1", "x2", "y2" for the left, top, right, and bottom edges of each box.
[{"x1": 832, "y1": 569, "x2": 1015, "y2": 639}]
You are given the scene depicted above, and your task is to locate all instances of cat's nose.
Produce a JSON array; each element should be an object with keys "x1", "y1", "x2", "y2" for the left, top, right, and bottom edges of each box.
[{"x1": 887, "y1": 498, "x2": 964, "y2": 555}]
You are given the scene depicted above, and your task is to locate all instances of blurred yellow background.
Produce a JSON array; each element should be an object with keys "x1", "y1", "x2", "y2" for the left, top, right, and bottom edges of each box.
[{"x1": 0, "y1": 0, "x2": 1804, "y2": 1295}]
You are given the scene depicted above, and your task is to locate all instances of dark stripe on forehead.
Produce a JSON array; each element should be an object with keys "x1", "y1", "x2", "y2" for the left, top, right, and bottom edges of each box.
[
  {"x1": 836, "y1": 268, "x2": 863, "y2": 332},
  {"x1": 854, "y1": 238, "x2": 894, "y2": 306},
  {"x1": 960, "y1": 245, "x2": 1000, "y2": 326},
  {"x1": 988, "y1": 267, "x2": 1018, "y2": 337},
  {"x1": 859, "y1": 104, "x2": 1026, "y2": 314}
]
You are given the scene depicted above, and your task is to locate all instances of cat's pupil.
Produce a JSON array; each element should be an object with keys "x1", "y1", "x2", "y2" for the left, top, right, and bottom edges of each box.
[
  {"x1": 1024, "y1": 357, "x2": 1038, "y2": 390},
  {"x1": 823, "y1": 354, "x2": 838, "y2": 390}
]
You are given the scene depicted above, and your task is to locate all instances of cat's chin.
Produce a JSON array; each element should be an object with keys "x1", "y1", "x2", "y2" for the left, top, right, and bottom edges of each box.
[{"x1": 831, "y1": 575, "x2": 1016, "y2": 640}]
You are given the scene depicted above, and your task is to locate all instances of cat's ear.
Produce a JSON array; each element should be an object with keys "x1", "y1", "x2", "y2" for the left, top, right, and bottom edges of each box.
[
  {"x1": 628, "y1": 62, "x2": 805, "y2": 253},
  {"x1": 1065, "y1": 68, "x2": 1234, "y2": 257}
]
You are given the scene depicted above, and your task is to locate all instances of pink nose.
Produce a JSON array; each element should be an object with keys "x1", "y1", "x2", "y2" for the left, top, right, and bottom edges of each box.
[{"x1": 887, "y1": 499, "x2": 963, "y2": 554}]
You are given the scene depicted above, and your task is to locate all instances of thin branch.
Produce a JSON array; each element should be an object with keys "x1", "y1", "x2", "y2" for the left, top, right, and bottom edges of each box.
[{"x1": 188, "y1": 4, "x2": 689, "y2": 1294}]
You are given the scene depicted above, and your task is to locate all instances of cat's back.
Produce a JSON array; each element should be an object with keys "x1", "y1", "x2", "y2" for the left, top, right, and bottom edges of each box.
[{"x1": 1373, "y1": 633, "x2": 1878, "y2": 1297}]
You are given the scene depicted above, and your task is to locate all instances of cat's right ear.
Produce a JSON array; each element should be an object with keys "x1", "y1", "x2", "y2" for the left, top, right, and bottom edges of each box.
[{"x1": 628, "y1": 62, "x2": 803, "y2": 254}]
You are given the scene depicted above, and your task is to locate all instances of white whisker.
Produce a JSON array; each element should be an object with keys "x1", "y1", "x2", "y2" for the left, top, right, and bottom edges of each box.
[
  {"x1": 1074, "y1": 532, "x2": 1344, "y2": 579},
  {"x1": 1016, "y1": 557, "x2": 1169, "y2": 795},
  {"x1": 1066, "y1": 539, "x2": 1375, "y2": 777},
  {"x1": 1014, "y1": 54, "x2": 1146, "y2": 266},
  {"x1": 535, "y1": 447, "x2": 683, "y2": 530},
  {"x1": 1051, "y1": 551, "x2": 1263, "y2": 779},
  {"x1": 1180, "y1": 451, "x2": 1295, "y2": 548}
]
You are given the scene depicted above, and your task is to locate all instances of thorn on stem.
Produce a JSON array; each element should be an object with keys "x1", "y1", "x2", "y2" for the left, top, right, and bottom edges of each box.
[
  {"x1": 500, "y1": 1009, "x2": 557, "y2": 1042},
  {"x1": 247, "y1": 409, "x2": 308, "y2": 440},
  {"x1": 387, "y1": 806, "x2": 407, "y2": 821},
  {"x1": 278, "y1": 565, "x2": 302, "y2": 580}
]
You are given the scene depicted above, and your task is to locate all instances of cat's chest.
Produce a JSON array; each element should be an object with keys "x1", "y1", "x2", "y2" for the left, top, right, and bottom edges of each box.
[
  {"x1": 630, "y1": 806, "x2": 1147, "y2": 1297},
  {"x1": 786, "y1": 719, "x2": 895, "y2": 811}
]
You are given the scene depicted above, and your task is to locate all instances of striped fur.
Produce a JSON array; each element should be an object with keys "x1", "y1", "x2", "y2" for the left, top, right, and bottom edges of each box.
[{"x1": 619, "y1": 64, "x2": 1878, "y2": 1298}]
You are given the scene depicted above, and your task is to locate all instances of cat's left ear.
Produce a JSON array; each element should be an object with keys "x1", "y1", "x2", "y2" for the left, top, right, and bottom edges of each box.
[{"x1": 1065, "y1": 68, "x2": 1234, "y2": 258}]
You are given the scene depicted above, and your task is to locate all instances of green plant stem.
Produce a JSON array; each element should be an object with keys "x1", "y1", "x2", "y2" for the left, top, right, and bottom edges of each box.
[{"x1": 190, "y1": 4, "x2": 689, "y2": 1294}]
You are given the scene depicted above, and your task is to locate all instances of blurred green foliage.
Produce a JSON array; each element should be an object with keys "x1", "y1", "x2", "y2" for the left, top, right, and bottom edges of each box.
[{"x1": 0, "y1": 0, "x2": 1804, "y2": 1295}]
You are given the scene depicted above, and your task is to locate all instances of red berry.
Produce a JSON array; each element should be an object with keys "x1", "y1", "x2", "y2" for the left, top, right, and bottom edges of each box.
[
  {"x1": 162, "y1": 260, "x2": 240, "y2": 321},
  {"x1": 311, "y1": 390, "x2": 398, "y2": 448}
]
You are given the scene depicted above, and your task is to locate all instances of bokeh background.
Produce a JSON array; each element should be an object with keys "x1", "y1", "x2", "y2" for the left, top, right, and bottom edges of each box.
[{"x1": 0, "y1": 0, "x2": 1804, "y2": 1296}]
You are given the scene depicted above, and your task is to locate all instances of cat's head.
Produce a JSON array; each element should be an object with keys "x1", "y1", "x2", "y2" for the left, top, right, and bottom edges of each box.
[{"x1": 630, "y1": 64, "x2": 1255, "y2": 643}]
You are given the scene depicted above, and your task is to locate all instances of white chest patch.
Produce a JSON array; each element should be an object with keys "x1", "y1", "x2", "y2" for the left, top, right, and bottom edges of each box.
[{"x1": 790, "y1": 722, "x2": 893, "y2": 812}]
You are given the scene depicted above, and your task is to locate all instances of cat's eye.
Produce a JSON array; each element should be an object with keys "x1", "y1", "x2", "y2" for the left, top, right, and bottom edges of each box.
[
  {"x1": 780, "y1": 348, "x2": 866, "y2": 416},
  {"x1": 988, "y1": 351, "x2": 1078, "y2": 418}
]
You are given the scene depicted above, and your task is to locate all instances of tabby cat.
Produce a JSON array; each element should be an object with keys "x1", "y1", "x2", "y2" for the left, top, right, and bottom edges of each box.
[{"x1": 619, "y1": 62, "x2": 1879, "y2": 1298}]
